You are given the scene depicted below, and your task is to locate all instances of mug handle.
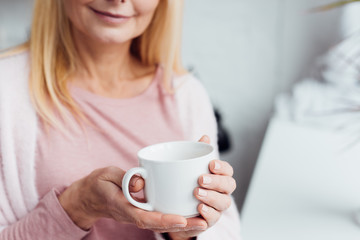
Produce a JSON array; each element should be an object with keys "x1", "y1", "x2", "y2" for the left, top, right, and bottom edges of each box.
[{"x1": 122, "y1": 167, "x2": 154, "y2": 211}]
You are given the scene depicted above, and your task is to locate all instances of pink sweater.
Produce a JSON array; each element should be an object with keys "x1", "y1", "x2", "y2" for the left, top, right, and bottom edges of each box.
[{"x1": 0, "y1": 52, "x2": 242, "y2": 239}]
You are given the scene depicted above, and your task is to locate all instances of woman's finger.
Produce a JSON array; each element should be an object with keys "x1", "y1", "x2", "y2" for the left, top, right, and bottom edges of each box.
[
  {"x1": 198, "y1": 203, "x2": 221, "y2": 228},
  {"x1": 158, "y1": 217, "x2": 208, "y2": 236},
  {"x1": 195, "y1": 188, "x2": 232, "y2": 211},
  {"x1": 130, "y1": 209, "x2": 188, "y2": 231},
  {"x1": 129, "y1": 176, "x2": 145, "y2": 192},
  {"x1": 209, "y1": 160, "x2": 234, "y2": 176},
  {"x1": 198, "y1": 135, "x2": 211, "y2": 144},
  {"x1": 198, "y1": 174, "x2": 236, "y2": 194},
  {"x1": 182, "y1": 217, "x2": 208, "y2": 232},
  {"x1": 97, "y1": 166, "x2": 144, "y2": 193},
  {"x1": 112, "y1": 197, "x2": 191, "y2": 233},
  {"x1": 98, "y1": 166, "x2": 126, "y2": 186}
]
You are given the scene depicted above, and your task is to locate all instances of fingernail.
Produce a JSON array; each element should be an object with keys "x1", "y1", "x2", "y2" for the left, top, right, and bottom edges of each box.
[
  {"x1": 202, "y1": 176, "x2": 212, "y2": 184},
  {"x1": 214, "y1": 161, "x2": 221, "y2": 170},
  {"x1": 173, "y1": 223, "x2": 186, "y2": 228},
  {"x1": 198, "y1": 188, "x2": 207, "y2": 197},
  {"x1": 201, "y1": 205, "x2": 209, "y2": 212},
  {"x1": 191, "y1": 226, "x2": 207, "y2": 231}
]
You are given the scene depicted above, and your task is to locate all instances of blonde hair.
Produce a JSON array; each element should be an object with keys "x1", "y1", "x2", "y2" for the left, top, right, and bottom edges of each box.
[{"x1": 1, "y1": 0, "x2": 186, "y2": 130}]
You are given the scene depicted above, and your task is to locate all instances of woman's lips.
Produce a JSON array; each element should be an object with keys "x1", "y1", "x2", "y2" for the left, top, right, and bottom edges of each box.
[{"x1": 90, "y1": 7, "x2": 131, "y2": 24}]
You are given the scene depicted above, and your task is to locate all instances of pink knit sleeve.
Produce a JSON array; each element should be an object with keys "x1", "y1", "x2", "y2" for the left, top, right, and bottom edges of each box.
[
  {"x1": 0, "y1": 188, "x2": 89, "y2": 240},
  {"x1": 174, "y1": 74, "x2": 242, "y2": 240}
]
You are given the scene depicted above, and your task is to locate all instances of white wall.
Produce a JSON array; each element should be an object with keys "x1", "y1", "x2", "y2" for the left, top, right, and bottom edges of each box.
[
  {"x1": 182, "y1": 0, "x2": 342, "y2": 212},
  {"x1": 0, "y1": 0, "x2": 343, "y2": 214},
  {"x1": 0, "y1": 0, "x2": 32, "y2": 49}
]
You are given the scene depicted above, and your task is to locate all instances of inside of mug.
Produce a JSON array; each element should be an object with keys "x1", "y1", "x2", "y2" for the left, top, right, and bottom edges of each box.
[{"x1": 138, "y1": 141, "x2": 214, "y2": 162}]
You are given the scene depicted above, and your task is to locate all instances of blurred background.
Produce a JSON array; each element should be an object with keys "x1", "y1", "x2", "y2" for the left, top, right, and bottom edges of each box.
[
  {"x1": 1, "y1": 0, "x2": 357, "y2": 219},
  {"x1": 183, "y1": 0, "x2": 344, "y2": 213}
]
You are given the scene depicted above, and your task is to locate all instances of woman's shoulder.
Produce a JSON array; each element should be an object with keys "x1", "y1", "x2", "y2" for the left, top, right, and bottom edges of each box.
[
  {"x1": 173, "y1": 73, "x2": 214, "y2": 117},
  {"x1": 173, "y1": 73, "x2": 210, "y2": 98},
  {"x1": 172, "y1": 73, "x2": 217, "y2": 147}
]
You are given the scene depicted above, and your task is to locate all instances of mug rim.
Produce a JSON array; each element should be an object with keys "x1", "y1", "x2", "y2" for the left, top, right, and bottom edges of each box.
[{"x1": 137, "y1": 141, "x2": 214, "y2": 163}]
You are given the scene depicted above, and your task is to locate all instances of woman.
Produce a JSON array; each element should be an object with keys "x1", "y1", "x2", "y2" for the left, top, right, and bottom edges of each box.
[{"x1": 0, "y1": 0, "x2": 241, "y2": 239}]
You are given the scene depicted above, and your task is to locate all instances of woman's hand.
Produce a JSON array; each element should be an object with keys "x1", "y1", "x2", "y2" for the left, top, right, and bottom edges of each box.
[
  {"x1": 58, "y1": 166, "x2": 194, "y2": 232},
  {"x1": 57, "y1": 135, "x2": 236, "y2": 239},
  {"x1": 168, "y1": 136, "x2": 237, "y2": 240}
]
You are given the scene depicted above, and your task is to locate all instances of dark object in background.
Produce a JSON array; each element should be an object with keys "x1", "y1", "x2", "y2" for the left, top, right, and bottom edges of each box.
[{"x1": 214, "y1": 108, "x2": 231, "y2": 153}]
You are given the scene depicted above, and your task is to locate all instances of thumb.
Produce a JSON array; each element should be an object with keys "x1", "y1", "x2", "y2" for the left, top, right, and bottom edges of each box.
[{"x1": 198, "y1": 135, "x2": 211, "y2": 144}]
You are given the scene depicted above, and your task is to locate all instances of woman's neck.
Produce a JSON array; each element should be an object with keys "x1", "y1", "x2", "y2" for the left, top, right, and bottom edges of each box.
[
  {"x1": 69, "y1": 28, "x2": 156, "y2": 98},
  {"x1": 73, "y1": 29, "x2": 135, "y2": 84}
]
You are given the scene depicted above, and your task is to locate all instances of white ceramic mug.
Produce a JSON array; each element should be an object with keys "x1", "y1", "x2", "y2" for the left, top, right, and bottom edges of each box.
[{"x1": 122, "y1": 141, "x2": 215, "y2": 217}]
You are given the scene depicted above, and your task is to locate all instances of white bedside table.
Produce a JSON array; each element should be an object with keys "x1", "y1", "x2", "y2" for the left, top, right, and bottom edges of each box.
[{"x1": 242, "y1": 118, "x2": 360, "y2": 240}]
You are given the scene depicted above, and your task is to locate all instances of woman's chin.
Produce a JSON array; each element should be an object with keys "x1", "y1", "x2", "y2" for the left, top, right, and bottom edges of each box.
[
  {"x1": 89, "y1": 30, "x2": 134, "y2": 46},
  {"x1": 91, "y1": 35, "x2": 132, "y2": 46}
]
